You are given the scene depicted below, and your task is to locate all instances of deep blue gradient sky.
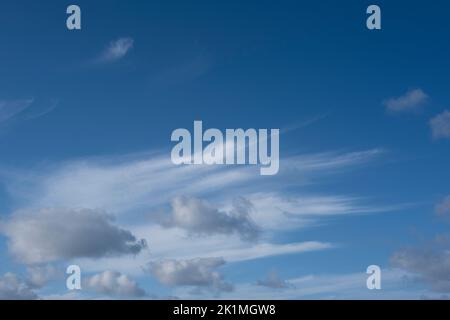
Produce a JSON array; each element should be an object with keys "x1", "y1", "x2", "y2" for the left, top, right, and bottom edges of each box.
[{"x1": 0, "y1": 0, "x2": 450, "y2": 299}]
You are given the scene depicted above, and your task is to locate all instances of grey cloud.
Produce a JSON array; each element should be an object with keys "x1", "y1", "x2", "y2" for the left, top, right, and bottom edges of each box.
[
  {"x1": 384, "y1": 89, "x2": 428, "y2": 113},
  {"x1": 85, "y1": 270, "x2": 146, "y2": 298},
  {"x1": 0, "y1": 273, "x2": 38, "y2": 300},
  {"x1": 430, "y1": 110, "x2": 450, "y2": 140},
  {"x1": 146, "y1": 257, "x2": 233, "y2": 292},
  {"x1": 159, "y1": 197, "x2": 259, "y2": 241},
  {"x1": 0, "y1": 208, "x2": 147, "y2": 264},
  {"x1": 391, "y1": 237, "x2": 450, "y2": 293},
  {"x1": 256, "y1": 271, "x2": 289, "y2": 289},
  {"x1": 435, "y1": 195, "x2": 450, "y2": 221}
]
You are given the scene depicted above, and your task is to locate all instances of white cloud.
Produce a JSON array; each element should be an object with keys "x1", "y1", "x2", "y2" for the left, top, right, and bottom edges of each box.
[
  {"x1": 85, "y1": 270, "x2": 146, "y2": 298},
  {"x1": 0, "y1": 208, "x2": 147, "y2": 264},
  {"x1": 99, "y1": 38, "x2": 134, "y2": 63},
  {"x1": 0, "y1": 99, "x2": 33, "y2": 123},
  {"x1": 384, "y1": 89, "x2": 428, "y2": 113},
  {"x1": 430, "y1": 110, "x2": 450, "y2": 140},
  {"x1": 2, "y1": 148, "x2": 384, "y2": 215},
  {"x1": 0, "y1": 273, "x2": 38, "y2": 300},
  {"x1": 147, "y1": 257, "x2": 233, "y2": 292},
  {"x1": 0, "y1": 146, "x2": 391, "y2": 289}
]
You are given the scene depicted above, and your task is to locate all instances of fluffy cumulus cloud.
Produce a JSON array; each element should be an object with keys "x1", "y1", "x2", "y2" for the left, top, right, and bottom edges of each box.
[
  {"x1": 384, "y1": 89, "x2": 428, "y2": 113},
  {"x1": 147, "y1": 258, "x2": 233, "y2": 292},
  {"x1": 391, "y1": 236, "x2": 450, "y2": 293},
  {"x1": 99, "y1": 37, "x2": 134, "y2": 63},
  {"x1": 0, "y1": 208, "x2": 147, "y2": 264},
  {"x1": 0, "y1": 273, "x2": 38, "y2": 300},
  {"x1": 85, "y1": 271, "x2": 146, "y2": 298},
  {"x1": 430, "y1": 110, "x2": 450, "y2": 140},
  {"x1": 159, "y1": 196, "x2": 259, "y2": 241}
]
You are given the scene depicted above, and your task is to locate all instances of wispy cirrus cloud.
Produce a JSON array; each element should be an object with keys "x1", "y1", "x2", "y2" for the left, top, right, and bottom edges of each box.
[
  {"x1": 1, "y1": 148, "x2": 384, "y2": 214},
  {"x1": 0, "y1": 99, "x2": 34, "y2": 123},
  {"x1": 98, "y1": 37, "x2": 134, "y2": 63}
]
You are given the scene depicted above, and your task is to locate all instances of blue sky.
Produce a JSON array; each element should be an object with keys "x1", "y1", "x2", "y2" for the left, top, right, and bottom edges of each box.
[{"x1": 1, "y1": 0, "x2": 450, "y2": 299}]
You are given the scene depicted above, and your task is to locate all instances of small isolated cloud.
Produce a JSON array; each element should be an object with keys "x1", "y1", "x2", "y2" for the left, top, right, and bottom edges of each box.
[
  {"x1": 436, "y1": 196, "x2": 450, "y2": 221},
  {"x1": 85, "y1": 270, "x2": 146, "y2": 298},
  {"x1": 0, "y1": 273, "x2": 38, "y2": 300},
  {"x1": 99, "y1": 37, "x2": 134, "y2": 63},
  {"x1": 159, "y1": 197, "x2": 259, "y2": 241},
  {"x1": 256, "y1": 271, "x2": 289, "y2": 289},
  {"x1": 430, "y1": 110, "x2": 450, "y2": 140},
  {"x1": 0, "y1": 208, "x2": 147, "y2": 264},
  {"x1": 391, "y1": 236, "x2": 450, "y2": 293},
  {"x1": 0, "y1": 99, "x2": 33, "y2": 123},
  {"x1": 384, "y1": 89, "x2": 428, "y2": 113},
  {"x1": 147, "y1": 258, "x2": 233, "y2": 292}
]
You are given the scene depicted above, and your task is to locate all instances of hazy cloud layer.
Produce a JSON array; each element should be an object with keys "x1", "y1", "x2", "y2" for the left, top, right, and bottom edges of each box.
[
  {"x1": 147, "y1": 258, "x2": 233, "y2": 292},
  {"x1": 85, "y1": 270, "x2": 146, "y2": 297},
  {"x1": 384, "y1": 89, "x2": 428, "y2": 113},
  {"x1": 159, "y1": 196, "x2": 259, "y2": 241},
  {"x1": 430, "y1": 110, "x2": 450, "y2": 140},
  {"x1": 0, "y1": 208, "x2": 147, "y2": 264},
  {"x1": 0, "y1": 273, "x2": 37, "y2": 300}
]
